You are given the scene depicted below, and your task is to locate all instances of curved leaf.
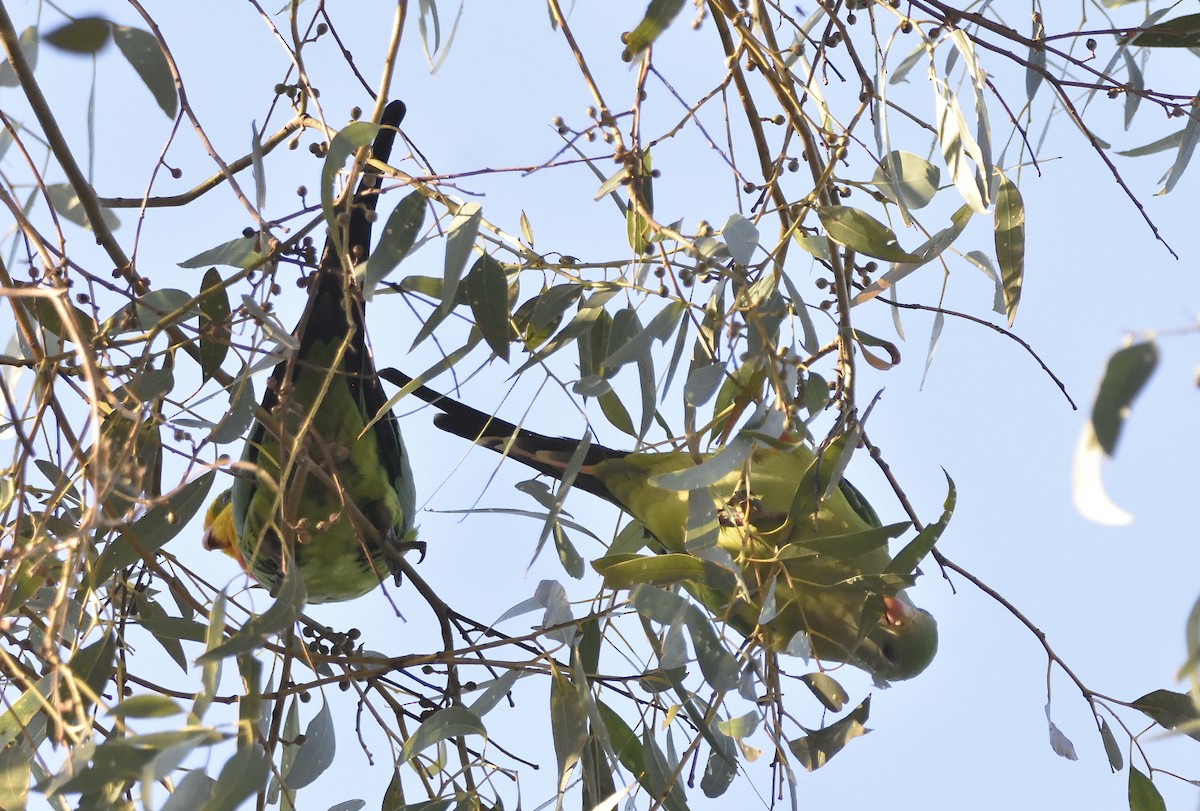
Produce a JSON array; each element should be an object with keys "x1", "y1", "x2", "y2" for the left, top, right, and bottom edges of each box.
[{"x1": 816, "y1": 206, "x2": 920, "y2": 262}]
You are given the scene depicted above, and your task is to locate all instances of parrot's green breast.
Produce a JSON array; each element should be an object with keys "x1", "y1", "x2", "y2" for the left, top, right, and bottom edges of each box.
[
  {"x1": 591, "y1": 443, "x2": 936, "y2": 681},
  {"x1": 233, "y1": 332, "x2": 415, "y2": 603}
]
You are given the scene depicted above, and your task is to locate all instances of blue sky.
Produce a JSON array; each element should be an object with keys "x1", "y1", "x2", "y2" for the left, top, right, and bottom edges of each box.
[{"x1": 5, "y1": 2, "x2": 1199, "y2": 809}]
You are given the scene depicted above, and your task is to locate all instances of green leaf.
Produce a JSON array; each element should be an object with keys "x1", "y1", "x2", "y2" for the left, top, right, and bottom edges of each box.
[
  {"x1": 1128, "y1": 767, "x2": 1167, "y2": 811},
  {"x1": 195, "y1": 564, "x2": 306, "y2": 662},
  {"x1": 594, "y1": 553, "x2": 706, "y2": 589},
  {"x1": 722, "y1": 214, "x2": 759, "y2": 265},
  {"x1": 467, "y1": 670, "x2": 524, "y2": 718},
  {"x1": 0, "y1": 674, "x2": 52, "y2": 750},
  {"x1": 1117, "y1": 129, "x2": 1185, "y2": 158},
  {"x1": 179, "y1": 235, "x2": 270, "y2": 270},
  {"x1": 441, "y1": 201, "x2": 481, "y2": 311},
  {"x1": 320, "y1": 121, "x2": 379, "y2": 257},
  {"x1": 93, "y1": 471, "x2": 215, "y2": 584},
  {"x1": 43, "y1": 16, "x2": 112, "y2": 53},
  {"x1": 649, "y1": 436, "x2": 754, "y2": 491},
  {"x1": 886, "y1": 471, "x2": 954, "y2": 576},
  {"x1": 685, "y1": 606, "x2": 739, "y2": 691},
  {"x1": 191, "y1": 593, "x2": 226, "y2": 724},
  {"x1": 46, "y1": 182, "x2": 120, "y2": 232},
  {"x1": 284, "y1": 699, "x2": 335, "y2": 789},
  {"x1": 788, "y1": 697, "x2": 871, "y2": 771},
  {"x1": 625, "y1": 0, "x2": 686, "y2": 55},
  {"x1": 630, "y1": 584, "x2": 689, "y2": 624},
  {"x1": 112, "y1": 26, "x2": 176, "y2": 118},
  {"x1": 1131, "y1": 689, "x2": 1200, "y2": 742},
  {"x1": 1091, "y1": 342, "x2": 1158, "y2": 457},
  {"x1": 596, "y1": 700, "x2": 642, "y2": 778},
  {"x1": 67, "y1": 633, "x2": 117, "y2": 718},
  {"x1": 800, "y1": 673, "x2": 848, "y2": 712},
  {"x1": 1158, "y1": 93, "x2": 1200, "y2": 194},
  {"x1": 398, "y1": 707, "x2": 486, "y2": 764},
  {"x1": 872, "y1": 151, "x2": 941, "y2": 210},
  {"x1": 603, "y1": 301, "x2": 685, "y2": 369},
  {"x1": 199, "y1": 268, "x2": 231, "y2": 380},
  {"x1": 550, "y1": 669, "x2": 589, "y2": 791},
  {"x1": 779, "y1": 522, "x2": 909, "y2": 561},
  {"x1": 108, "y1": 694, "x2": 182, "y2": 719},
  {"x1": 853, "y1": 205, "x2": 973, "y2": 306},
  {"x1": 161, "y1": 769, "x2": 216, "y2": 809},
  {"x1": 641, "y1": 726, "x2": 689, "y2": 811},
  {"x1": 1132, "y1": 13, "x2": 1200, "y2": 47},
  {"x1": 363, "y1": 189, "x2": 426, "y2": 295},
  {"x1": 1099, "y1": 718, "x2": 1123, "y2": 772},
  {"x1": 0, "y1": 743, "x2": 30, "y2": 811},
  {"x1": 816, "y1": 206, "x2": 921, "y2": 262},
  {"x1": 700, "y1": 724, "x2": 738, "y2": 798},
  {"x1": 0, "y1": 26, "x2": 38, "y2": 87},
  {"x1": 201, "y1": 744, "x2": 270, "y2": 811},
  {"x1": 513, "y1": 285, "x2": 582, "y2": 351},
  {"x1": 933, "y1": 71, "x2": 992, "y2": 213},
  {"x1": 1026, "y1": 17, "x2": 1046, "y2": 102},
  {"x1": 208, "y1": 366, "x2": 257, "y2": 444},
  {"x1": 581, "y1": 726, "x2": 619, "y2": 809},
  {"x1": 716, "y1": 712, "x2": 758, "y2": 739},
  {"x1": 464, "y1": 253, "x2": 512, "y2": 361},
  {"x1": 994, "y1": 172, "x2": 1025, "y2": 326}
]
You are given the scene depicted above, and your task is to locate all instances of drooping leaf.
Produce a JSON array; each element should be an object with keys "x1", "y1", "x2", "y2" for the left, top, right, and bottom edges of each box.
[
  {"x1": 198, "y1": 268, "x2": 231, "y2": 380},
  {"x1": 1131, "y1": 689, "x2": 1200, "y2": 742},
  {"x1": 108, "y1": 694, "x2": 182, "y2": 719},
  {"x1": 0, "y1": 26, "x2": 38, "y2": 87},
  {"x1": 594, "y1": 553, "x2": 706, "y2": 589},
  {"x1": 43, "y1": 16, "x2": 112, "y2": 53},
  {"x1": 113, "y1": 26, "x2": 177, "y2": 117},
  {"x1": 722, "y1": 214, "x2": 760, "y2": 265},
  {"x1": 45, "y1": 182, "x2": 120, "y2": 232},
  {"x1": 1045, "y1": 703, "x2": 1079, "y2": 760},
  {"x1": 994, "y1": 172, "x2": 1025, "y2": 326},
  {"x1": 1091, "y1": 342, "x2": 1157, "y2": 457},
  {"x1": 204, "y1": 743, "x2": 270, "y2": 810},
  {"x1": 550, "y1": 668, "x2": 589, "y2": 792},
  {"x1": 800, "y1": 673, "x2": 848, "y2": 712},
  {"x1": 1132, "y1": 13, "x2": 1200, "y2": 47},
  {"x1": 179, "y1": 235, "x2": 270, "y2": 270},
  {"x1": 1128, "y1": 767, "x2": 1167, "y2": 811},
  {"x1": 1026, "y1": 17, "x2": 1046, "y2": 102},
  {"x1": 441, "y1": 201, "x2": 481, "y2": 310},
  {"x1": 284, "y1": 699, "x2": 335, "y2": 789},
  {"x1": 363, "y1": 189, "x2": 426, "y2": 295},
  {"x1": 700, "y1": 723, "x2": 738, "y2": 798},
  {"x1": 816, "y1": 206, "x2": 921, "y2": 262},
  {"x1": 195, "y1": 564, "x2": 306, "y2": 662},
  {"x1": 872, "y1": 151, "x2": 941, "y2": 210},
  {"x1": 320, "y1": 121, "x2": 379, "y2": 256},
  {"x1": 1099, "y1": 718, "x2": 1123, "y2": 772},
  {"x1": 464, "y1": 253, "x2": 512, "y2": 361},
  {"x1": 788, "y1": 697, "x2": 871, "y2": 771},
  {"x1": 625, "y1": 0, "x2": 687, "y2": 55},
  {"x1": 685, "y1": 606, "x2": 739, "y2": 692},
  {"x1": 398, "y1": 706, "x2": 486, "y2": 764}
]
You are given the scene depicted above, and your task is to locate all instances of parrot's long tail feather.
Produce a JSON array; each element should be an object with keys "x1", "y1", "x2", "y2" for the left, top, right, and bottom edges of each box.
[{"x1": 377, "y1": 368, "x2": 624, "y2": 503}]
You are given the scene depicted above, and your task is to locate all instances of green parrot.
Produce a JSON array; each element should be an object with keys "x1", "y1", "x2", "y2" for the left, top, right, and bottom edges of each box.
[
  {"x1": 384, "y1": 371, "x2": 937, "y2": 682},
  {"x1": 202, "y1": 100, "x2": 421, "y2": 603}
]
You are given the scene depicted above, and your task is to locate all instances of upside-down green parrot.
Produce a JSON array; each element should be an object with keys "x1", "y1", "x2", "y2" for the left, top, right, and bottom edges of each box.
[
  {"x1": 202, "y1": 100, "x2": 422, "y2": 603},
  {"x1": 385, "y1": 372, "x2": 937, "y2": 682}
]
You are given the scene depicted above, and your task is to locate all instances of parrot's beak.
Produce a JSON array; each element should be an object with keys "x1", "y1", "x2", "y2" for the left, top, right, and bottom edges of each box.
[
  {"x1": 201, "y1": 525, "x2": 218, "y2": 551},
  {"x1": 882, "y1": 594, "x2": 911, "y2": 626}
]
